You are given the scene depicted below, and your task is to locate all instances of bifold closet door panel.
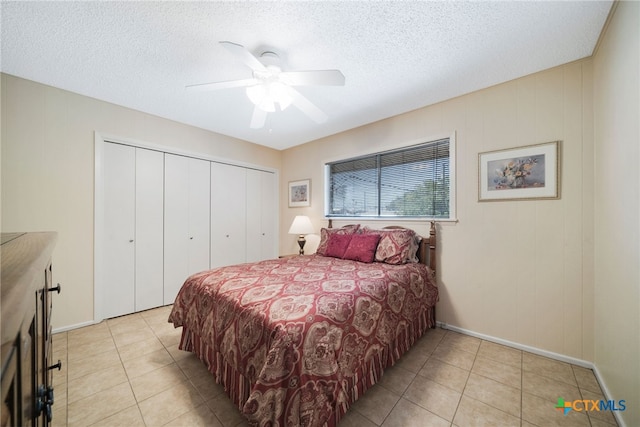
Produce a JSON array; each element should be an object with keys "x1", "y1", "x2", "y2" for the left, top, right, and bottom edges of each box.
[
  {"x1": 246, "y1": 169, "x2": 277, "y2": 262},
  {"x1": 164, "y1": 154, "x2": 211, "y2": 305},
  {"x1": 211, "y1": 162, "x2": 247, "y2": 268},
  {"x1": 164, "y1": 154, "x2": 189, "y2": 304},
  {"x1": 134, "y1": 148, "x2": 164, "y2": 312},
  {"x1": 187, "y1": 157, "x2": 211, "y2": 275},
  {"x1": 260, "y1": 170, "x2": 278, "y2": 260},
  {"x1": 101, "y1": 143, "x2": 136, "y2": 319}
]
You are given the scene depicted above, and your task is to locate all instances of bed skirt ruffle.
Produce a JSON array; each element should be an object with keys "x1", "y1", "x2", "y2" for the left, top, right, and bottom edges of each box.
[{"x1": 177, "y1": 305, "x2": 436, "y2": 426}]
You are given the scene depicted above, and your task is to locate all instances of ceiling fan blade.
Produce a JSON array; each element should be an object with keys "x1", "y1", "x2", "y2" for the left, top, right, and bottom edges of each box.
[
  {"x1": 186, "y1": 78, "x2": 258, "y2": 92},
  {"x1": 280, "y1": 70, "x2": 345, "y2": 86},
  {"x1": 220, "y1": 41, "x2": 267, "y2": 72},
  {"x1": 286, "y1": 86, "x2": 328, "y2": 124},
  {"x1": 250, "y1": 106, "x2": 268, "y2": 129}
]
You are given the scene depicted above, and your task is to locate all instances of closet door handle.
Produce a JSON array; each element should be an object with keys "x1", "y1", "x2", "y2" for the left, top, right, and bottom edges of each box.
[
  {"x1": 129, "y1": 239, "x2": 134, "y2": 243},
  {"x1": 48, "y1": 284, "x2": 61, "y2": 294}
]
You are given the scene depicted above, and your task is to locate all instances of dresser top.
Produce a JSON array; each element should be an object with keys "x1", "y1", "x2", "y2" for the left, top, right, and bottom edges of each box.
[{"x1": 1, "y1": 232, "x2": 26, "y2": 245}]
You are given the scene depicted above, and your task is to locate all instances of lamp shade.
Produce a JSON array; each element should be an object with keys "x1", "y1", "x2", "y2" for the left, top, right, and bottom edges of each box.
[{"x1": 288, "y1": 215, "x2": 314, "y2": 235}]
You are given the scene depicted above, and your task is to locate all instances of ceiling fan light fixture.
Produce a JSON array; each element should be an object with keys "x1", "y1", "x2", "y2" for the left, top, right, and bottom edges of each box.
[
  {"x1": 246, "y1": 84, "x2": 271, "y2": 111},
  {"x1": 246, "y1": 81, "x2": 292, "y2": 112},
  {"x1": 270, "y1": 81, "x2": 293, "y2": 110}
]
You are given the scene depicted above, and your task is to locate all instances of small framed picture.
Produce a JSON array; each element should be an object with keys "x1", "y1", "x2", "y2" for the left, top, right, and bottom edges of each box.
[
  {"x1": 479, "y1": 141, "x2": 560, "y2": 201},
  {"x1": 288, "y1": 179, "x2": 311, "y2": 207}
]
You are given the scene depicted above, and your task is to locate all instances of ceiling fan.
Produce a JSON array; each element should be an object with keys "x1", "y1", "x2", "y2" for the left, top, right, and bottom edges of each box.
[{"x1": 187, "y1": 41, "x2": 345, "y2": 129}]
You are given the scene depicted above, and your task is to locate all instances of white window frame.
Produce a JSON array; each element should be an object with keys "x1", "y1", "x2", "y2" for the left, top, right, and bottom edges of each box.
[{"x1": 324, "y1": 132, "x2": 457, "y2": 221}]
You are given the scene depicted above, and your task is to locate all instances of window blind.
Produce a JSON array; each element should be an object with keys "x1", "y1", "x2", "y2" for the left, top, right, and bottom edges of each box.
[{"x1": 327, "y1": 138, "x2": 450, "y2": 218}]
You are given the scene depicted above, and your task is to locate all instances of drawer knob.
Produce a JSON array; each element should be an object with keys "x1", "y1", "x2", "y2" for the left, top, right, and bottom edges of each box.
[
  {"x1": 48, "y1": 284, "x2": 61, "y2": 294},
  {"x1": 48, "y1": 360, "x2": 62, "y2": 371}
]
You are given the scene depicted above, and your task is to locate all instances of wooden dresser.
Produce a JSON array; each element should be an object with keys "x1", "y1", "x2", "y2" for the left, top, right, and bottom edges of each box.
[{"x1": 1, "y1": 232, "x2": 59, "y2": 426}]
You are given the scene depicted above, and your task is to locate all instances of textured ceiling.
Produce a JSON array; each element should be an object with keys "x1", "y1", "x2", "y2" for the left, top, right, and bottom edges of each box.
[{"x1": 1, "y1": 1, "x2": 612, "y2": 150}]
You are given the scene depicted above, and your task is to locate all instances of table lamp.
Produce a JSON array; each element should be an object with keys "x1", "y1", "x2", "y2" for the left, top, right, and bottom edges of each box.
[{"x1": 288, "y1": 215, "x2": 315, "y2": 255}]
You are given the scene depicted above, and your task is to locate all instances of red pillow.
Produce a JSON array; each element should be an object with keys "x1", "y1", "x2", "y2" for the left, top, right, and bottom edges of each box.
[
  {"x1": 324, "y1": 234, "x2": 353, "y2": 258},
  {"x1": 342, "y1": 234, "x2": 381, "y2": 263}
]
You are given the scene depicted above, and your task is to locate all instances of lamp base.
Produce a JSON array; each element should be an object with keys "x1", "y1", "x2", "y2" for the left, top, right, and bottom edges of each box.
[{"x1": 297, "y1": 235, "x2": 306, "y2": 255}]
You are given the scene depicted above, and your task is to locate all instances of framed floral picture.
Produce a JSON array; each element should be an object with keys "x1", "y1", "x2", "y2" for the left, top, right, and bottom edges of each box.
[
  {"x1": 479, "y1": 141, "x2": 559, "y2": 201},
  {"x1": 288, "y1": 179, "x2": 311, "y2": 207}
]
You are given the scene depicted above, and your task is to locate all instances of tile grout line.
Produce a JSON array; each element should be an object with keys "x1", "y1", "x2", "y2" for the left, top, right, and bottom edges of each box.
[
  {"x1": 450, "y1": 333, "x2": 479, "y2": 427},
  {"x1": 107, "y1": 317, "x2": 149, "y2": 427},
  {"x1": 143, "y1": 308, "x2": 231, "y2": 427}
]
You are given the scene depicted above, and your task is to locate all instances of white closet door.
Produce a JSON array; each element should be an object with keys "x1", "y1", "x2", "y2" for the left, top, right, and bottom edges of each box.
[
  {"x1": 164, "y1": 154, "x2": 190, "y2": 304},
  {"x1": 164, "y1": 154, "x2": 211, "y2": 304},
  {"x1": 260, "y1": 170, "x2": 278, "y2": 259},
  {"x1": 245, "y1": 169, "x2": 262, "y2": 263},
  {"x1": 211, "y1": 162, "x2": 246, "y2": 267},
  {"x1": 101, "y1": 143, "x2": 136, "y2": 319},
  {"x1": 187, "y1": 157, "x2": 211, "y2": 275},
  {"x1": 246, "y1": 169, "x2": 277, "y2": 262},
  {"x1": 134, "y1": 148, "x2": 164, "y2": 311}
]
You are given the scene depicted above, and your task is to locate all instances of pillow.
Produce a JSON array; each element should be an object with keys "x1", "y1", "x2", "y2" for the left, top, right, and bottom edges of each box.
[
  {"x1": 324, "y1": 233, "x2": 353, "y2": 258},
  {"x1": 361, "y1": 227, "x2": 419, "y2": 265},
  {"x1": 342, "y1": 233, "x2": 381, "y2": 263},
  {"x1": 316, "y1": 225, "x2": 360, "y2": 256}
]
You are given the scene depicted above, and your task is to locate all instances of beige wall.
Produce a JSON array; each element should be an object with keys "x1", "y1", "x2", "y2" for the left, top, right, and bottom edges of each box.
[
  {"x1": 279, "y1": 4, "x2": 639, "y2": 425},
  {"x1": 593, "y1": 1, "x2": 639, "y2": 426},
  {"x1": 281, "y1": 60, "x2": 596, "y2": 362},
  {"x1": 1, "y1": 74, "x2": 281, "y2": 329}
]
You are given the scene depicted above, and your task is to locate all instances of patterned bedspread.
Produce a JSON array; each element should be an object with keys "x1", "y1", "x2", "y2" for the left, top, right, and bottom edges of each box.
[{"x1": 168, "y1": 254, "x2": 438, "y2": 427}]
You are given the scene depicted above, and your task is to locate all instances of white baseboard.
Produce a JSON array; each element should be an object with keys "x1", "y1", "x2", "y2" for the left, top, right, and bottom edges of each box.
[
  {"x1": 52, "y1": 319, "x2": 99, "y2": 334},
  {"x1": 436, "y1": 322, "x2": 627, "y2": 427},
  {"x1": 437, "y1": 322, "x2": 593, "y2": 368},
  {"x1": 590, "y1": 364, "x2": 627, "y2": 427}
]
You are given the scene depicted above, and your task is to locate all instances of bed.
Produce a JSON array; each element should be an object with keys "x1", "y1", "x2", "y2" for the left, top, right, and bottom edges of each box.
[{"x1": 168, "y1": 222, "x2": 438, "y2": 426}]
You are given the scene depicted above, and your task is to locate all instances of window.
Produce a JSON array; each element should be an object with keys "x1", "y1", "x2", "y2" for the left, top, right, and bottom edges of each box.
[{"x1": 325, "y1": 137, "x2": 454, "y2": 219}]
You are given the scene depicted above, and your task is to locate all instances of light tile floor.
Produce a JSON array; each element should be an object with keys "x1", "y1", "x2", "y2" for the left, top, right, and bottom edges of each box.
[{"x1": 51, "y1": 305, "x2": 618, "y2": 427}]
